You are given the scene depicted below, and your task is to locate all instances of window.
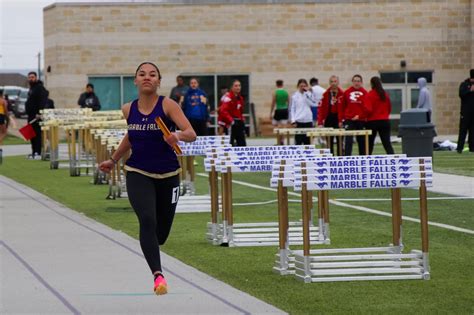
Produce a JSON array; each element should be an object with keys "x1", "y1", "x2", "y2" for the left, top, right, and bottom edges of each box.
[
  {"x1": 88, "y1": 75, "x2": 136, "y2": 110},
  {"x1": 380, "y1": 72, "x2": 405, "y2": 84},
  {"x1": 386, "y1": 89, "x2": 402, "y2": 115},
  {"x1": 380, "y1": 71, "x2": 433, "y2": 84},
  {"x1": 407, "y1": 72, "x2": 432, "y2": 84}
]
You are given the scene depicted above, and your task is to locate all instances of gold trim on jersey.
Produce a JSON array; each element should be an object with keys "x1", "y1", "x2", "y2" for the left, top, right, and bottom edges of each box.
[{"x1": 124, "y1": 165, "x2": 181, "y2": 179}]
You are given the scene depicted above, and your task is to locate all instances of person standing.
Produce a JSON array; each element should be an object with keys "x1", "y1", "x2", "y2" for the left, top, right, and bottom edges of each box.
[
  {"x1": 0, "y1": 90, "x2": 8, "y2": 164},
  {"x1": 365, "y1": 76, "x2": 394, "y2": 155},
  {"x1": 309, "y1": 77, "x2": 325, "y2": 125},
  {"x1": 182, "y1": 78, "x2": 209, "y2": 136},
  {"x1": 290, "y1": 79, "x2": 313, "y2": 145},
  {"x1": 99, "y1": 62, "x2": 196, "y2": 295},
  {"x1": 456, "y1": 69, "x2": 474, "y2": 153},
  {"x1": 44, "y1": 90, "x2": 55, "y2": 109},
  {"x1": 416, "y1": 77, "x2": 432, "y2": 121},
  {"x1": 78, "y1": 83, "x2": 101, "y2": 111},
  {"x1": 219, "y1": 80, "x2": 247, "y2": 146},
  {"x1": 340, "y1": 74, "x2": 368, "y2": 156},
  {"x1": 169, "y1": 75, "x2": 189, "y2": 105},
  {"x1": 270, "y1": 80, "x2": 289, "y2": 126},
  {"x1": 318, "y1": 75, "x2": 344, "y2": 155},
  {"x1": 217, "y1": 86, "x2": 229, "y2": 135},
  {"x1": 25, "y1": 71, "x2": 47, "y2": 159}
]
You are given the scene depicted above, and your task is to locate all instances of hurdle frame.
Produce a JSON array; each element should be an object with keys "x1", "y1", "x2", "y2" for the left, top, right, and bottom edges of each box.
[{"x1": 293, "y1": 157, "x2": 432, "y2": 283}]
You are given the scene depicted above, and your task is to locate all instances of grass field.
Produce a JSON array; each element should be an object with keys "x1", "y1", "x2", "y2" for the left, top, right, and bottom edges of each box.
[
  {"x1": 0, "y1": 152, "x2": 473, "y2": 314},
  {"x1": 2, "y1": 134, "x2": 28, "y2": 145}
]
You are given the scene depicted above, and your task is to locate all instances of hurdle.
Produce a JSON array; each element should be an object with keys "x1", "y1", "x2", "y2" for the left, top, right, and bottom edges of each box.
[
  {"x1": 270, "y1": 154, "x2": 408, "y2": 275},
  {"x1": 204, "y1": 145, "x2": 331, "y2": 247},
  {"x1": 291, "y1": 156, "x2": 432, "y2": 282},
  {"x1": 307, "y1": 129, "x2": 372, "y2": 156},
  {"x1": 40, "y1": 108, "x2": 93, "y2": 167},
  {"x1": 178, "y1": 135, "x2": 230, "y2": 196},
  {"x1": 40, "y1": 109, "x2": 124, "y2": 174},
  {"x1": 273, "y1": 127, "x2": 333, "y2": 146},
  {"x1": 174, "y1": 136, "x2": 230, "y2": 211}
]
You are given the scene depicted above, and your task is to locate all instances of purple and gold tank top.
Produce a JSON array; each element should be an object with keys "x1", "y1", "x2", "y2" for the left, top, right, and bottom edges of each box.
[{"x1": 125, "y1": 96, "x2": 180, "y2": 176}]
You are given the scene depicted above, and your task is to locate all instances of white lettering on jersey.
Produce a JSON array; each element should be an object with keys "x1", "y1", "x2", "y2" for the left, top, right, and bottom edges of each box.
[{"x1": 349, "y1": 91, "x2": 364, "y2": 102}]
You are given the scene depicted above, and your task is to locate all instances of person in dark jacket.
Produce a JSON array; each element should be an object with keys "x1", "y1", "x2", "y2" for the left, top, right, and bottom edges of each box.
[
  {"x1": 456, "y1": 69, "x2": 474, "y2": 153},
  {"x1": 182, "y1": 78, "x2": 209, "y2": 136},
  {"x1": 44, "y1": 90, "x2": 55, "y2": 109},
  {"x1": 169, "y1": 75, "x2": 189, "y2": 105},
  {"x1": 78, "y1": 83, "x2": 101, "y2": 111},
  {"x1": 25, "y1": 71, "x2": 47, "y2": 158}
]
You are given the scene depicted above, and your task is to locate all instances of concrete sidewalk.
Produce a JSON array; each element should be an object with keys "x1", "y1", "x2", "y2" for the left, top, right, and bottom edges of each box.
[
  {"x1": 0, "y1": 175, "x2": 286, "y2": 315},
  {"x1": 430, "y1": 172, "x2": 474, "y2": 197}
]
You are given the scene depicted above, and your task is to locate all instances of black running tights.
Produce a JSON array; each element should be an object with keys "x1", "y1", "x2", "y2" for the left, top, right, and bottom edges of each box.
[{"x1": 126, "y1": 171, "x2": 180, "y2": 274}]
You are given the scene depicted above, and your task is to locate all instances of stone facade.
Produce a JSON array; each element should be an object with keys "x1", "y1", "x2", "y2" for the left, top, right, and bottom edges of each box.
[{"x1": 44, "y1": 0, "x2": 472, "y2": 134}]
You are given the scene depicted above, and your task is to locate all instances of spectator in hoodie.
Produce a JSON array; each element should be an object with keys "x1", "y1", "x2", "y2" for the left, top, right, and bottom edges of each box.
[
  {"x1": 416, "y1": 77, "x2": 432, "y2": 121},
  {"x1": 78, "y1": 83, "x2": 101, "y2": 111},
  {"x1": 318, "y1": 75, "x2": 344, "y2": 155},
  {"x1": 270, "y1": 80, "x2": 290, "y2": 127},
  {"x1": 219, "y1": 80, "x2": 246, "y2": 146},
  {"x1": 309, "y1": 77, "x2": 325, "y2": 125},
  {"x1": 290, "y1": 78, "x2": 313, "y2": 145},
  {"x1": 25, "y1": 71, "x2": 48, "y2": 158},
  {"x1": 169, "y1": 75, "x2": 189, "y2": 105},
  {"x1": 365, "y1": 76, "x2": 394, "y2": 155},
  {"x1": 182, "y1": 78, "x2": 209, "y2": 136},
  {"x1": 456, "y1": 69, "x2": 474, "y2": 153},
  {"x1": 340, "y1": 74, "x2": 368, "y2": 156}
]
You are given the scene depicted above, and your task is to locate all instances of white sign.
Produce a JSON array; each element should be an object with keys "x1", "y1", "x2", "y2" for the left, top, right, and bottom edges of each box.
[{"x1": 294, "y1": 178, "x2": 433, "y2": 191}]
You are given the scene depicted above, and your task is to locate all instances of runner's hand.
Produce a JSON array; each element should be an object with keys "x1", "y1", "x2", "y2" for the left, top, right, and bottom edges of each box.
[
  {"x1": 99, "y1": 160, "x2": 114, "y2": 173},
  {"x1": 164, "y1": 132, "x2": 180, "y2": 147}
]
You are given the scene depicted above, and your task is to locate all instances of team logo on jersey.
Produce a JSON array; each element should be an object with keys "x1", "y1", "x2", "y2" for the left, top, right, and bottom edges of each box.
[{"x1": 349, "y1": 91, "x2": 364, "y2": 102}]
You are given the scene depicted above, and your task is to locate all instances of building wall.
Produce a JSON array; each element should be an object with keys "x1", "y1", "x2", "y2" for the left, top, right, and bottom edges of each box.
[{"x1": 44, "y1": 0, "x2": 472, "y2": 134}]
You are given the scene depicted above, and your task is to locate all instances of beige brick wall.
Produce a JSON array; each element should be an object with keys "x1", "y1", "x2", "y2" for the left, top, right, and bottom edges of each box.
[{"x1": 44, "y1": 1, "x2": 472, "y2": 135}]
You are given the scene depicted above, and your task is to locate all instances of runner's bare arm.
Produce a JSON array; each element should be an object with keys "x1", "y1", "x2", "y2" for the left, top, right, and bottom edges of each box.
[{"x1": 163, "y1": 97, "x2": 196, "y2": 146}]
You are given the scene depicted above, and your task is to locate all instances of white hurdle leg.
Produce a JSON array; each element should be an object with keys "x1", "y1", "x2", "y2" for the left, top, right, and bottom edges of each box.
[{"x1": 419, "y1": 178, "x2": 430, "y2": 279}]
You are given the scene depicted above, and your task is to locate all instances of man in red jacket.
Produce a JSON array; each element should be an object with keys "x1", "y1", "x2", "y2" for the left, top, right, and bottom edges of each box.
[
  {"x1": 218, "y1": 80, "x2": 246, "y2": 146},
  {"x1": 318, "y1": 75, "x2": 344, "y2": 155},
  {"x1": 339, "y1": 74, "x2": 368, "y2": 155}
]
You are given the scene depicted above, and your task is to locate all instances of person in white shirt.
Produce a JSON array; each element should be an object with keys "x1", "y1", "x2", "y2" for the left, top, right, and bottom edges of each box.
[
  {"x1": 309, "y1": 77, "x2": 325, "y2": 125},
  {"x1": 290, "y1": 78, "x2": 314, "y2": 144}
]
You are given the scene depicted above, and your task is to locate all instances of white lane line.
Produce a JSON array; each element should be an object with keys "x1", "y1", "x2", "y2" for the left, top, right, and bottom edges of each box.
[
  {"x1": 335, "y1": 197, "x2": 474, "y2": 201},
  {"x1": 197, "y1": 173, "x2": 474, "y2": 235},
  {"x1": 233, "y1": 199, "x2": 301, "y2": 206}
]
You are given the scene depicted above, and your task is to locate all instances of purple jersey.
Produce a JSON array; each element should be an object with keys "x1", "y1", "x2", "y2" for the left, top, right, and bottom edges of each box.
[{"x1": 125, "y1": 96, "x2": 180, "y2": 174}]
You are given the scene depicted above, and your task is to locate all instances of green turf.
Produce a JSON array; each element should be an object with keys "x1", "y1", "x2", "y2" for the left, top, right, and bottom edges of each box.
[
  {"x1": 2, "y1": 134, "x2": 27, "y2": 145},
  {"x1": 1, "y1": 155, "x2": 473, "y2": 314},
  {"x1": 370, "y1": 142, "x2": 474, "y2": 177}
]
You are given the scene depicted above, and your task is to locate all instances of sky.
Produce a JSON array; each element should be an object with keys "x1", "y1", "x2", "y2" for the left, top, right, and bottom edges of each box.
[
  {"x1": 0, "y1": 0, "x2": 55, "y2": 71},
  {"x1": 0, "y1": 0, "x2": 168, "y2": 72}
]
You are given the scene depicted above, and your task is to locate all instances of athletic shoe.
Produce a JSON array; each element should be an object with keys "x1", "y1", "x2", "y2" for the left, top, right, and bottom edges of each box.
[{"x1": 154, "y1": 274, "x2": 168, "y2": 295}]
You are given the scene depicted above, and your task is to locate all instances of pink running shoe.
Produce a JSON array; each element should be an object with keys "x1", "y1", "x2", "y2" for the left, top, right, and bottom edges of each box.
[{"x1": 154, "y1": 274, "x2": 168, "y2": 295}]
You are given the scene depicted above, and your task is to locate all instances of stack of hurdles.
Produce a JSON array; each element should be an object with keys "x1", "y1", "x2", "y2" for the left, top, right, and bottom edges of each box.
[
  {"x1": 202, "y1": 144, "x2": 433, "y2": 283},
  {"x1": 40, "y1": 108, "x2": 124, "y2": 176}
]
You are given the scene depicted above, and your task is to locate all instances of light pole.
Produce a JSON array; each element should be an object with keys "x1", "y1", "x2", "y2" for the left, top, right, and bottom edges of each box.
[{"x1": 37, "y1": 52, "x2": 41, "y2": 80}]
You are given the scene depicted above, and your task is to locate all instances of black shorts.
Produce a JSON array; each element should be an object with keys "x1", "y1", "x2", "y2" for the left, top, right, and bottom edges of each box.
[
  {"x1": 273, "y1": 109, "x2": 289, "y2": 121},
  {"x1": 0, "y1": 114, "x2": 5, "y2": 125}
]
